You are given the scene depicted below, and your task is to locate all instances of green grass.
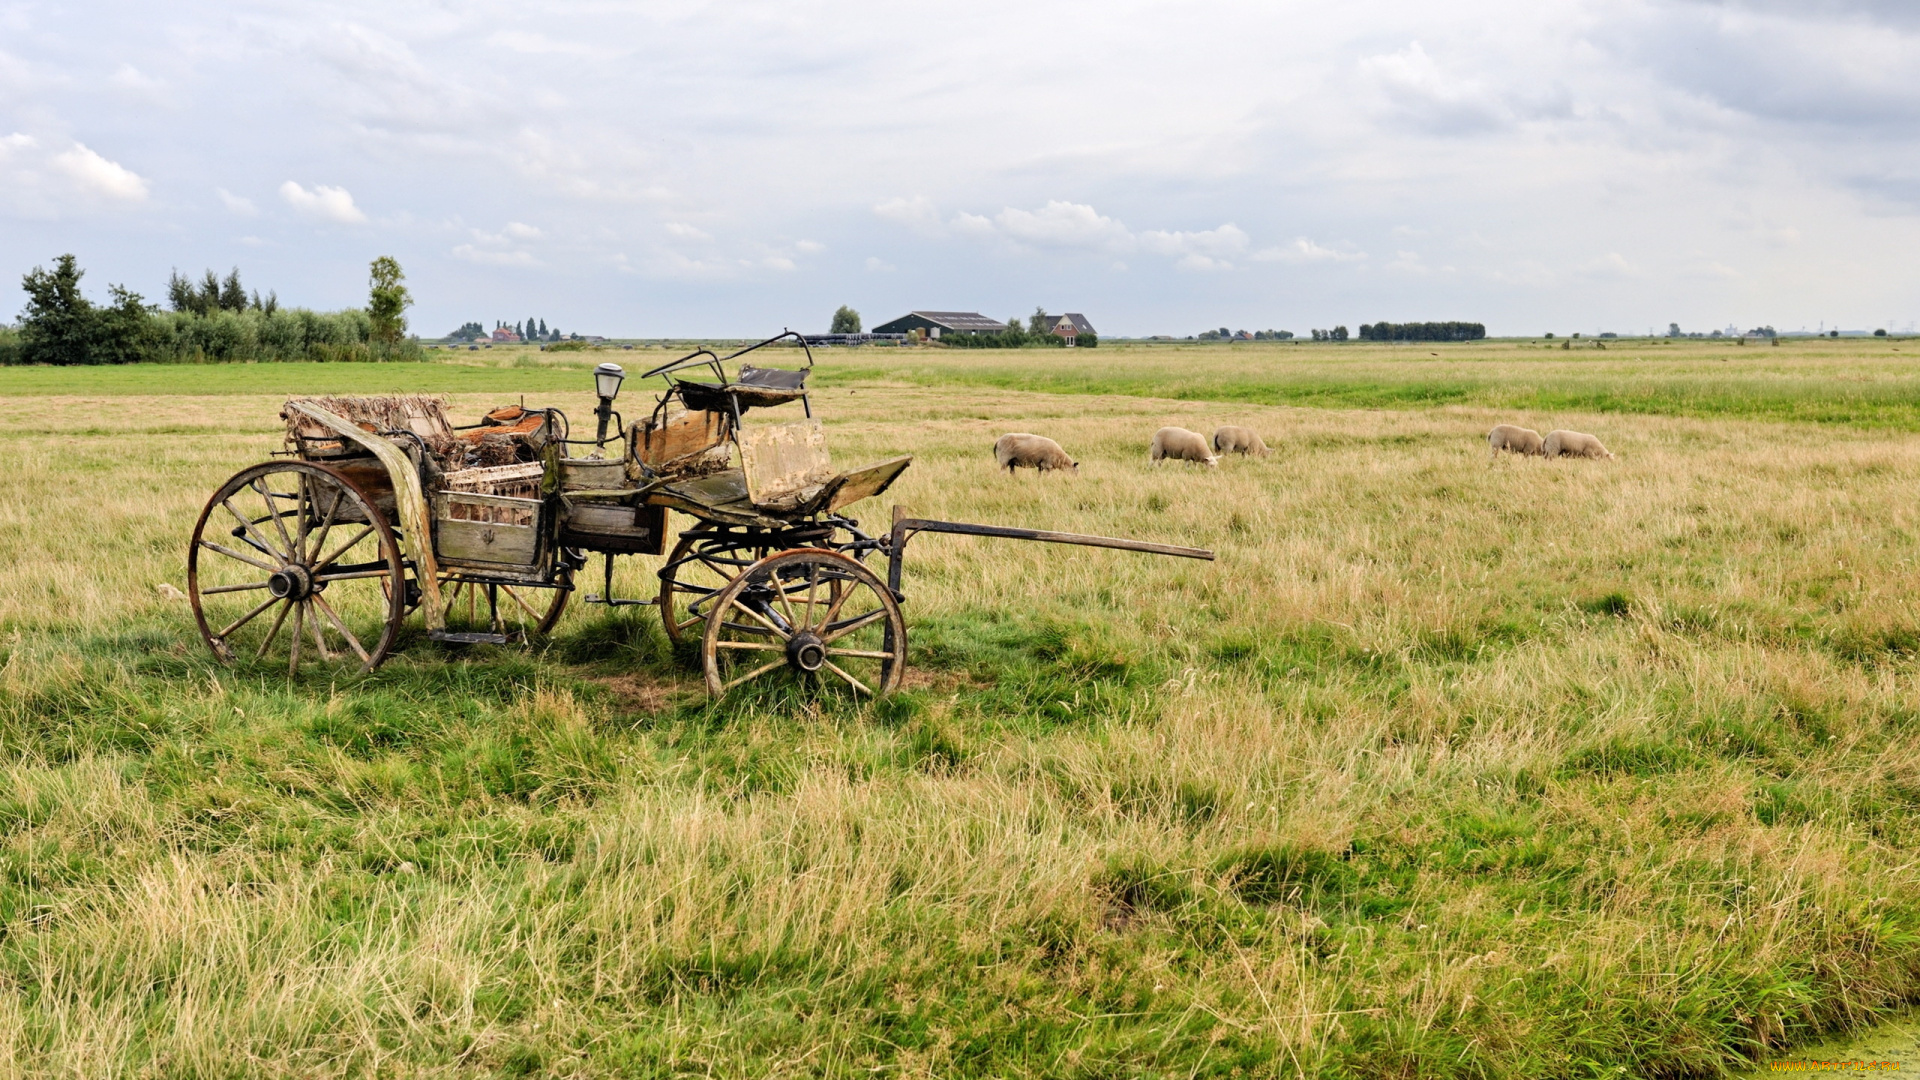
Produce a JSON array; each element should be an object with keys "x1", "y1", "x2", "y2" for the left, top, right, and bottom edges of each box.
[
  {"x1": 817, "y1": 337, "x2": 1920, "y2": 429},
  {"x1": 4, "y1": 345, "x2": 1920, "y2": 1075}
]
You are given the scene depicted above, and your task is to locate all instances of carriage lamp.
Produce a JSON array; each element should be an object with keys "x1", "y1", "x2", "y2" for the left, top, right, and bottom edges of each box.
[{"x1": 593, "y1": 362, "x2": 625, "y2": 447}]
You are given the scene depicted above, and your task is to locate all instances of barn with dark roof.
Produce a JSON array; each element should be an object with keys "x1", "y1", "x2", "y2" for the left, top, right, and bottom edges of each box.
[{"x1": 871, "y1": 311, "x2": 1010, "y2": 339}]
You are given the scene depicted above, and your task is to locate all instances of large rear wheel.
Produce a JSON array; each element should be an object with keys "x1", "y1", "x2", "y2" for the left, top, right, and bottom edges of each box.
[
  {"x1": 700, "y1": 549, "x2": 906, "y2": 697},
  {"x1": 187, "y1": 461, "x2": 407, "y2": 674}
]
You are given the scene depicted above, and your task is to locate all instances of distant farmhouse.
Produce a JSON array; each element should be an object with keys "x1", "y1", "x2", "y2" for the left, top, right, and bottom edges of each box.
[
  {"x1": 1038, "y1": 313, "x2": 1096, "y2": 344},
  {"x1": 872, "y1": 311, "x2": 1009, "y2": 339}
]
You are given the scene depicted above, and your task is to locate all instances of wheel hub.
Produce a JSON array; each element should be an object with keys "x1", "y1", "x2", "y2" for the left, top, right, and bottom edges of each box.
[
  {"x1": 267, "y1": 564, "x2": 314, "y2": 601},
  {"x1": 786, "y1": 630, "x2": 827, "y2": 673}
]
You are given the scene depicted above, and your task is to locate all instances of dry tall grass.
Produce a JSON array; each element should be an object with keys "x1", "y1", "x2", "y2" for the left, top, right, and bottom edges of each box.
[{"x1": 1, "y1": 345, "x2": 1918, "y2": 1076}]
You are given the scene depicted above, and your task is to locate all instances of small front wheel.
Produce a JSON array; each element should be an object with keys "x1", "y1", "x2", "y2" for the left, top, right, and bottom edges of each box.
[{"x1": 701, "y1": 549, "x2": 906, "y2": 697}]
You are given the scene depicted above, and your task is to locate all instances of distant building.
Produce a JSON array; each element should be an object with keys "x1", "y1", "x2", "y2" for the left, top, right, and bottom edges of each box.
[
  {"x1": 1037, "y1": 313, "x2": 1097, "y2": 345},
  {"x1": 491, "y1": 326, "x2": 521, "y2": 343},
  {"x1": 871, "y1": 311, "x2": 1009, "y2": 339}
]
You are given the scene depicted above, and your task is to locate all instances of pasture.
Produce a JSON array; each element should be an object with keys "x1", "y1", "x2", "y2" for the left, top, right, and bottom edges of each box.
[{"x1": 2, "y1": 339, "x2": 1920, "y2": 1076}]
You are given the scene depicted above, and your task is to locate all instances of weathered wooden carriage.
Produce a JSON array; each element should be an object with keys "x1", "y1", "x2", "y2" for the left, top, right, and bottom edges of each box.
[{"x1": 188, "y1": 333, "x2": 1212, "y2": 696}]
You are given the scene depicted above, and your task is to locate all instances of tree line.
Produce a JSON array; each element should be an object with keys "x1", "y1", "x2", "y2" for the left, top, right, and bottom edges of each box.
[
  {"x1": 0, "y1": 255, "x2": 414, "y2": 365},
  {"x1": 1356, "y1": 321, "x2": 1486, "y2": 342},
  {"x1": 829, "y1": 305, "x2": 1098, "y2": 347}
]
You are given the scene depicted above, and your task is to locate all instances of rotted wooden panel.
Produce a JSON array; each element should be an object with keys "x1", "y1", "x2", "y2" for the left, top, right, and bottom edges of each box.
[
  {"x1": 437, "y1": 520, "x2": 540, "y2": 566},
  {"x1": 827, "y1": 456, "x2": 913, "y2": 513},
  {"x1": 738, "y1": 420, "x2": 835, "y2": 511}
]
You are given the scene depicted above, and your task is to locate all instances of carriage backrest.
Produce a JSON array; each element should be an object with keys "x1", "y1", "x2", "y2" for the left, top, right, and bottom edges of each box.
[
  {"x1": 737, "y1": 419, "x2": 835, "y2": 512},
  {"x1": 631, "y1": 405, "x2": 731, "y2": 478}
]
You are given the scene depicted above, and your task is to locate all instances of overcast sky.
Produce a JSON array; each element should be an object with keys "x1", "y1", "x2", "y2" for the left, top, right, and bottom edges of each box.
[{"x1": 1, "y1": 0, "x2": 1916, "y2": 337}]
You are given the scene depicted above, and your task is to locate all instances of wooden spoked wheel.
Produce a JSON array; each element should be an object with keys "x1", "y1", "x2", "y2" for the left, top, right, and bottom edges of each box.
[
  {"x1": 658, "y1": 532, "x2": 768, "y2": 646},
  {"x1": 437, "y1": 574, "x2": 571, "y2": 642},
  {"x1": 701, "y1": 549, "x2": 906, "y2": 697},
  {"x1": 188, "y1": 461, "x2": 406, "y2": 675}
]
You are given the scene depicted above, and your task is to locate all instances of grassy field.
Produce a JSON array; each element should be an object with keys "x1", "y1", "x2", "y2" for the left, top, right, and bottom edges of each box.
[{"x1": 4, "y1": 340, "x2": 1920, "y2": 1076}]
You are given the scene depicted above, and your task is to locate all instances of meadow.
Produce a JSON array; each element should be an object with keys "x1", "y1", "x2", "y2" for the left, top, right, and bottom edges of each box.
[{"x1": 2, "y1": 338, "x2": 1920, "y2": 1076}]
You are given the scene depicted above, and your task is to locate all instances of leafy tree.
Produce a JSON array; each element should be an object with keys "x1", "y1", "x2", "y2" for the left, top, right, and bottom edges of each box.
[
  {"x1": 1876, "y1": 328, "x2": 1889, "y2": 337},
  {"x1": 538, "y1": 318, "x2": 548, "y2": 338},
  {"x1": 97, "y1": 284, "x2": 159, "y2": 364},
  {"x1": 1331, "y1": 325, "x2": 1349, "y2": 341},
  {"x1": 830, "y1": 305, "x2": 861, "y2": 334},
  {"x1": 1668, "y1": 323, "x2": 1681, "y2": 337},
  {"x1": 219, "y1": 269, "x2": 247, "y2": 312},
  {"x1": 367, "y1": 256, "x2": 411, "y2": 347},
  {"x1": 1030, "y1": 307, "x2": 1050, "y2": 336},
  {"x1": 1003, "y1": 317, "x2": 1025, "y2": 344},
  {"x1": 18, "y1": 255, "x2": 98, "y2": 365}
]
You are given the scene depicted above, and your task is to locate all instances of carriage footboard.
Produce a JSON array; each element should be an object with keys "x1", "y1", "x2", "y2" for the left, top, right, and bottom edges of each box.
[{"x1": 884, "y1": 510, "x2": 1214, "y2": 595}]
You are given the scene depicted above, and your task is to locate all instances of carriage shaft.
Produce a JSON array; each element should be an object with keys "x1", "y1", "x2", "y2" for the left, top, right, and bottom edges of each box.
[{"x1": 885, "y1": 515, "x2": 1214, "y2": 594}]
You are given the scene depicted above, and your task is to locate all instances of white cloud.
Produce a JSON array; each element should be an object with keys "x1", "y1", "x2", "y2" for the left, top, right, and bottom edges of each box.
[
  {"x1": 864, "y1": 256, "x2": 896, "y2": 272},
  {"x1": 52, "y1": 144, "x2": 147, "y2": 201},
  {"x1": 664, "y1": 221, "x2": 712, "y2": 241},
  {"x1": 279, "y1": 180, "x2": 367, "y2": 224},
  {"x1": 1251, "y1": 238, "x2": 1367, "y2": 263},
  {"x1": 1140, "y1": 224, "x2": 1249, "y2": 259},
  {"x1": 994, "y1": 201, "x2": 1132, "y2": 250},
  {"x1": 503, "y1": 221, "x2": 542, "y2": 239},
  {"x1": 794, "y1": 239, "x2": 825, "y2": 253},
  {"x1": 217, "y1": 187, "x2": 256, "y2": 216},
  {"x1": 877, "y1": 196, "x2": 1247, "y2": 269},
  {"x1": 873, "y1": 196, "x2": 943, "y2": 234},
  {"x1": 761, "y1": 256, "x2": 796, "y2": 271},
  {"x1": 452, "y1": 244, "x2": 538, "y2": 266}
]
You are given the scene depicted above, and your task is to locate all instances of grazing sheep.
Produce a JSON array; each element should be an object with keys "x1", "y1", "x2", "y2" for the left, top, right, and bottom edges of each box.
[
  {"x1": 1487, "y1": 424, "x2": 1545, "y2": 459},
  {"x1": 993, "y1": 432, "x2": 1078, "y2": 474},
  {"x1": 1149, "y1": 426, "x2": 1218, "y2": 467},
  {"x1": 1212, "y1": 425, "x2": 1270, "y2": 457},
  {"x1": 1543, "y1": 429, "x2": 1614, "y2": 459}
]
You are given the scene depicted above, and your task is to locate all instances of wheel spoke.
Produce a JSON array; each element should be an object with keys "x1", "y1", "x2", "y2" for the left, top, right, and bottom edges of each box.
[
  {"x1": 201, "y1": 580, "x2": 270, "y2": 595},
  {"x1": 715, "y1": 640, "x2": 784, "y2": 651},
  {"x1": 253, "y1": 478, "x2": 297, "y2": 563},
  {"x1": 312, "y1": 525, "x2": 376, "y2": 574},
  {"x1": 822, "y1": 607, "x2": 888, "y2": 643},
  {"x1": 804, "y1": 564, "x2": 822, "y2": 631},
  {"x1": 821, "y1": 660, "x2": 873, "y2": 696},
  {"x1": 198, "y1": 539, "x2": 279, "y2": 575},
  {"x1": 305, "y1": 487, "x2": 342, "y2": 569},
  {"x1": 502, "y1": 585, "x2": 546, "y2": 625},
  {"x1": 306, "y1": 603, "x2": 334, "y2": 661},
  {"x1": 255, "y1": 600, "x2": 292, "y2": 659},
  {"x1": 818, "y1": 577, "x2": 856, "y2": 633},
  {"x1": 826, "y1": 647, "x2": 895, "y2": 659},
  {"x1": 721, "y1": 658, "x2": 787, "y2": 691},
  {"x1": 216, "y1": 594, "x2": 282, "y2": 640},
  {"x1": 309, "y1": 593, "x2": 370, "y2": 664},
  {"x1": 223, "y1": 499, "x2": 287, "y2": 564},
  {"x1": 293, "y1": 474, "x2": 312, "y2": 562},
  {"x1": 729, "y1": 597, "x2": 791, "y2": 640},
  {"x1": 288, "y1": 603, "x2": 304, "y2": 675}
]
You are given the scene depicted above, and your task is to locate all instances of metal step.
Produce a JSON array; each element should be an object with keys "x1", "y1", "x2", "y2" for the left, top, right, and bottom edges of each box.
[{"x1": 428, "y1": 630, "x2": 512, "y2": 645}]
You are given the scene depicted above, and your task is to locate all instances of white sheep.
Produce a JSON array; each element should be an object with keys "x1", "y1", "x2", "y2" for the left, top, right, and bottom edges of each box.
[
  {"x1": 1149, "y1": 427, "x2": 1218, "y2": 467},
  {"x1": 993, "y1": 433, "x2": 1078, "y2": 474},
  {"x1": 1212, "y1": 425, "x2": 1270, "y2": 457},
  {"x1": 1543, "y1": 429, "x2": 1615, "y2": 459},
  {"x1": 1487, "y1": 424, "x2": 1546, "y2": 459}
]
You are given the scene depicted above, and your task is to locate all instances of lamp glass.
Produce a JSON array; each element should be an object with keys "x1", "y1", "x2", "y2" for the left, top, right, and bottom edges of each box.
[{"x1": 594, "y1": 363, "x2": 625, "y2": 400}]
